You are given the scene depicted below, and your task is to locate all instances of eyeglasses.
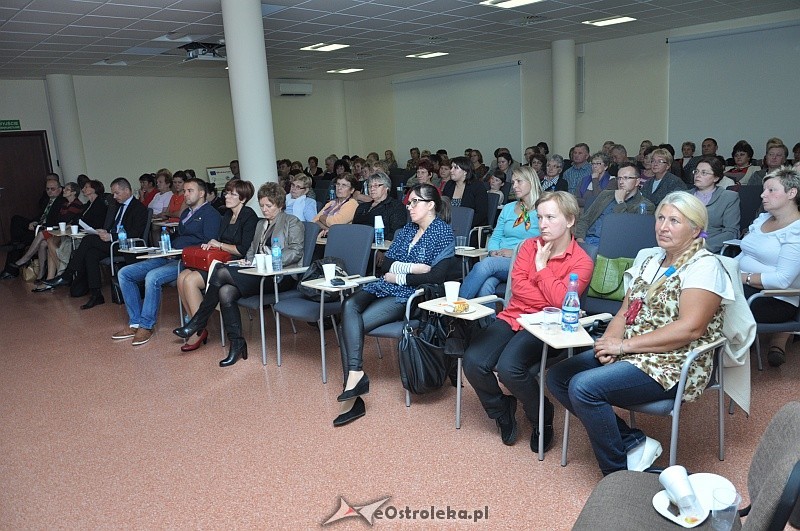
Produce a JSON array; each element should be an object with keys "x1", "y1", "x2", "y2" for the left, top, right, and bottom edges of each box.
[
  {"x1": 652, "y1": 159, "x2": 668, "y2": 165},
  {"x1": 693, "y1": 169, "x2": 714, "y2": 177},
  {"x1": 591, "y1": 161, "x2": 604, "y2": 165},
  {"x1": 368, "y1": 183, "x2": 385, "y2": 189},
  {"x1": 407, "y1": 198, "x2": 432, "y2": 208},
  {"x1": 290, "y1": 184, "x2": 306, "y2": 190}
]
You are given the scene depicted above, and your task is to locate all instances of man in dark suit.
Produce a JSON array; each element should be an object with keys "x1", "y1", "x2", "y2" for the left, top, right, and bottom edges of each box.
[
  {"x1": 1, "y1": 175, "x2": 66, "y2": 278},
  {"x1": 44, "y1": 177, "x2": 148, "y2": 309}
]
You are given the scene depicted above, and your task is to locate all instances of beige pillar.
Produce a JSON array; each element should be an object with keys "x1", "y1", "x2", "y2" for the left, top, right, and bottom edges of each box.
[{"x1": 551, "y1": 40, "x2": 576, "y2": 157}]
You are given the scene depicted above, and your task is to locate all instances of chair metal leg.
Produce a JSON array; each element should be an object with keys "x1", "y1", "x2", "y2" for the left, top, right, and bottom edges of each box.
[
  {"x1": 728, "y1": 397, "x2": 736, "y2": 415},
  {"x1": 538, "y1": 345, "x2": 549, "y2": 461},
  {"x1": 456, "y1": 357, "x2": 463, "y2": 429},
  {"x1": 669, "y1": 407, "x2": 681, "y2": 467},
  {"x1": 718, "y1": 362, "x2": 725, "y2": 461},
  {"x1": 375, "y1": 338, "x2": 383, "y2": 359},
  {"x1": 318, "y1": 299, "x2": 327, "y2": 383},
  {"x1": 755, "y1": 338, "x2": 763, "y2": 371},
  {"x1": 405, "y1": 389, "x2": 411, "y2": 407},
  {"x1": 290, "y1": 318, "x2": 297, "y2": 334},
  {"x1": 219, "y1": 311, "x2": 225, "y2": 347},
  {"x1": 561, "y1": 411, "x2": 571, "y2": 467},
  {"x1": 331, "y1": 316, "x2": 340, "y2": 347}
]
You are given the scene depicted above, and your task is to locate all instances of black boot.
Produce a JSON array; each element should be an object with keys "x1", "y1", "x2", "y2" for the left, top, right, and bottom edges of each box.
[
  {"x1": 219, "y1": 303, "x2": 247, "y2": 367},
  {"x1": 173, "y1": 283, "x2": 220, "y2": 338}
]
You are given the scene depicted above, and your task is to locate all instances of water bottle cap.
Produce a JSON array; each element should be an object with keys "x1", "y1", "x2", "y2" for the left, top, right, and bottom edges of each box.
[{"x1": 569, "y1": 273, "x2": 578, "y2": 281}]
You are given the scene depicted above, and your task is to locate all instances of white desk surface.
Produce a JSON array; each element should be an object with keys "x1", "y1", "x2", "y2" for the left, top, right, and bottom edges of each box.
[
  {"x1": 135, "y1": 249, "x2": 182, "y2": 259},
  {"x1": 300, "y1": 275, "x2": 377, "y2": 292},
  {"x1": 516, "y1": 317, "x2": 595, "y2": 349},
  {"x1": 418, "y1": 296, "x2": 496, "y2": 321},
  {"x1": 238, "y1": 265, "x2": 308, "y2": 277}
]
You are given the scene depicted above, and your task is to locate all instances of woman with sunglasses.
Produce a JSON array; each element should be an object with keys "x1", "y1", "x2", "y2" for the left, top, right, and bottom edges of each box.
[{"x1": 334, "y1": 184, "x2": 456, "y2": 426}]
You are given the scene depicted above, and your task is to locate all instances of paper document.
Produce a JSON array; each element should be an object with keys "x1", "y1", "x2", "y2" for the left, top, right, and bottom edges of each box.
[{"x1": 78, "y1": 220, "x2": 98, "y2": 234}]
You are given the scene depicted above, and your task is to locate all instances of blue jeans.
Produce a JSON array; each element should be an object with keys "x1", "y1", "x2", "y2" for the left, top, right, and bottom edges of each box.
[
  {"x1": 546, "y1": 350, "x2": 677, "y2": 475},
  {"x1": 118, "y1": 258, "x2": 179, "y2": 330},
  {"x1": 459, "y1": 256, "x2": 511, "y2": 299}
]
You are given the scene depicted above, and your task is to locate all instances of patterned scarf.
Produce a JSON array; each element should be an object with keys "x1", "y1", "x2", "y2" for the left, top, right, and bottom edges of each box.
[{"x1": 513, "y1": 201, "x2": 531, "y2": 231}]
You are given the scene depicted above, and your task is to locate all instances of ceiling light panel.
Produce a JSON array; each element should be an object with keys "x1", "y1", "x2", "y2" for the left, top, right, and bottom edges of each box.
[
  {"x1": 582, "y1": 16, "x2": 637, "y2": 27},
  {"x1": 301, "y1": 43, "x2": 349, "y2": 52},
  {"x1": 326, "y1": 68, "x2": 362, "y2": 74},
  {"x1": 479, "y1": 0, "x2": 545, "y2": 8}
]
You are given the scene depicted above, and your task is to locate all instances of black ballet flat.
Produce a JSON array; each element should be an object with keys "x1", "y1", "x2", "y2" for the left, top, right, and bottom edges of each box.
[
  {"x1": 336, "y1": 374, "x2": 369, "y2": 402},
  {"x1": 333, "y1": 397, "x2": 366, "y2": 427}
]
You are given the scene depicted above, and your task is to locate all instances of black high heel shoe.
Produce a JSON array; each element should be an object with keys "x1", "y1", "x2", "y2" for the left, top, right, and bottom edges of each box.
[
  {"x1": 337, "y1": 373, "x2": 370, "y2": 402},
  {"x1": 333, "y1": 397, "x2": 366, "y2": 427},
  {"x1": 219, "y1": 340, "x2": 247, "y2": 367}
]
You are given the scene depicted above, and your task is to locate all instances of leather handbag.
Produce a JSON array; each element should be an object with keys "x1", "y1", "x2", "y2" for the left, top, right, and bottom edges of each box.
[
  {"x1": 587, "y1": 255, "x2": 634, "y2": 301},
  {"x1": 181, "y1": 246, "x2": 231, "y2": 272},
  {"x1": 398, "y1": 310, "x2": 449, "y2": 395}
]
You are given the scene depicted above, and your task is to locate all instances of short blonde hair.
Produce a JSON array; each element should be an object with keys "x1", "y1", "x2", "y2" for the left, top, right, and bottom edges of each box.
[{"x1": 535, "y1": 191, "x2": 579, "y2": 234}]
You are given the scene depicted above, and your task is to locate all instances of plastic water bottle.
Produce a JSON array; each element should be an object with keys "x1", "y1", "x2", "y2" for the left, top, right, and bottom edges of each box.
[
  {"x1": 117, "y1": 224, "x2": 128, "y2": 251},
  {"x1": 561, "y1": 273, "x2": 581, "y2": 333},
  {"x1": 328, "y1": 184, "x2": 335, "y2": 201},
  {"x1": 639, "y1": 202, "x2": 648, "y2": 214},
  {"x1": 374, "y1": 215, "x2": 385, "y2": 246},
  {"x1": 271, "y1": 237, "x2": 282, "y2": 271},
  {"x1": 160, "y1": 226, "x2": 171, "y2": 253}
]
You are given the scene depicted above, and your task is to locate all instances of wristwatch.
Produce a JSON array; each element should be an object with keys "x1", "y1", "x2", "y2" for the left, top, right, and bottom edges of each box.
[{"x1": 746, "y1": 272, "x2": 752, "y2": 286}]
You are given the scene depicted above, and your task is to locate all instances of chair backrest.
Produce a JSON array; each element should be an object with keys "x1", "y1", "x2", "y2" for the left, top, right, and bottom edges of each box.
[
  {"x1": 737, "y1": 185, "x2": 763, "y2": 236},
  {"x1": 301, "y1": 222, "x2": 321, "y2": 267},
  {"x1": 744, "y1": 401, "x2": 800, "y2": 530},
  {"x1": 324, "y1": 224, "x2": 374, "y2": 276},
  {"x1": 450, "y1": 206, "x2": 474, "y2": 239},
  {"x1": 486, "y1": 193, "x2": 500, "y2": 227},
  {"x1": 597, "y1": 213, "x2": 657, "y2": 259}
]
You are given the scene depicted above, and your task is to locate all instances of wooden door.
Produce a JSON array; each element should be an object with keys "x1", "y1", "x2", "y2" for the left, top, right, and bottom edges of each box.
[{"x1": 0, "y1": 131, "x2": 52, "y2": 243}]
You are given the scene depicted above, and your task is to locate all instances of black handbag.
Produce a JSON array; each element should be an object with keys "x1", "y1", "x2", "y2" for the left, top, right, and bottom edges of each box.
[{"x1": 398, "y1": 307, "x2": 449, "y2": 395}]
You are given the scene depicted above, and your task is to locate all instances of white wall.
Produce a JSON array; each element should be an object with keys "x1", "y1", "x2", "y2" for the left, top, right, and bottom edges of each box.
[{"x1": 0, "y1": 79, "x2": 58, "y2": 169}]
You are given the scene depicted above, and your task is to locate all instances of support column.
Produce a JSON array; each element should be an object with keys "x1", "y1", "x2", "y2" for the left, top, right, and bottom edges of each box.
[
  {"x1": 45, "y1": 74, "x2": 87, "y2": 182},
  {"x1": 222, "y1": 0, "x2": 276, "y2": 199},
  {"x1": 551, "y1": 40, "x2": 576, "y2": 157}
]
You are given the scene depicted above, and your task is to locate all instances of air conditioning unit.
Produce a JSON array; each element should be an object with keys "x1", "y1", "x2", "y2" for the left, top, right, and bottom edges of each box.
[{"x1": 277, "y1": 82, "x2": 313, "y2": 96}]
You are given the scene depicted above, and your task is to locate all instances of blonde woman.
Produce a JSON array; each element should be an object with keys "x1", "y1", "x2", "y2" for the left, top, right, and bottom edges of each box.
[
  {"x1": 460, "y1": 166, "x2": 543, "y2": 298},
  {"x1": 548, "y1": 191, "x2": 734, "y2": 475}
]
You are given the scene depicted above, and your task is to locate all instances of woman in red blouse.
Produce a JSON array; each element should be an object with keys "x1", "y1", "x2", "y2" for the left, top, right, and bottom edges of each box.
[{"x1": 462, "y1": 191, "x2": 593, "y2": 454}]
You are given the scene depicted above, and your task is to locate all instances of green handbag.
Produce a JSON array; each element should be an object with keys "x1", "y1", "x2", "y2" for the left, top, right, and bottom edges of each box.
[{"x1": 587, "y1": 255, "x2": 634, "y2": 301}]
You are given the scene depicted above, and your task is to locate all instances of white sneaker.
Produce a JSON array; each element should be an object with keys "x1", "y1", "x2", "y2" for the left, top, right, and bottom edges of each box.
[{"x1": 627, "y1": 436, "x2": 662, "y2": 471}]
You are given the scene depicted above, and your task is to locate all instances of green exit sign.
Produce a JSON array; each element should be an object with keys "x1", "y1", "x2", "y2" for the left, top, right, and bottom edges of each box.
[{"x1": 0, "y1": 120, "x2": 21, "y2": 131}]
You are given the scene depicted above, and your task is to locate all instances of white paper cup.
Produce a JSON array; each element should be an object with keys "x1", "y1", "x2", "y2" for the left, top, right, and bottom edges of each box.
[
  {"x1": 542, "y1": 307, "x2": 561, "y2": 333},
  {"x1": 254, "y1": 253, "x2": 268, "y2": 273},
  {"x1": 322, "y1": 263, "x2": 337, "y2": 282},
  {"x1": 70, "y1": 225, "x2": 79, "y2": 235},
  {"x1": 711, "y1": 488, "x2": 741, "y2": 531},
  {"x1": 444, "y1": 281, "x2": 460, "y2": 303},
  {"x1": 659, "y1": 465, "x2": 702, "y2": 519},
  {"x1": 58, "y1": 222, "x2": 67, "y2": 232}
]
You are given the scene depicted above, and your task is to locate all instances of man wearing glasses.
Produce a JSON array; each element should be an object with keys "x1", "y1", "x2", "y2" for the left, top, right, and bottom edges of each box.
[
  {"x1": 641, "y1": 148, "x2": 687, "y2": 207},
  {"x1": 1, "y1": 175, "x2": 66, "y2": 278},
  {"x1": 575, "y1": 163, "x2": 655, "y2": 246}
]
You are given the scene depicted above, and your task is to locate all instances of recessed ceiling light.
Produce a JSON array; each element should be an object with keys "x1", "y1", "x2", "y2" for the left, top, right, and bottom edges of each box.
[
  {"x1": 301, "y1": 43, "x2": 350, "y2": 52},
  {"x1": 93, "y1": 59, "x2": 127, "y2": 66},
  {"x1": 327, "y1": 68, "x2": 363, "y2": 74},
  {"x1": 479, "y1": 0, "x2": 544, "y2": 8},
  {"x1": 582, "y1": 16, "x2": 636, "y2": 27},
  {"x1": 406, "y1": 52, "x2": 449, "y2": 59}
]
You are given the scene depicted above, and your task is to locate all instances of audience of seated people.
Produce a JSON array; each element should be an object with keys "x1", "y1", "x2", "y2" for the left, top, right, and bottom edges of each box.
[
  {"x1": 2, "y1": 180, "x2": 81, "y2": 281},
  {"x1": 43, "y1": 177, "x2": 149, "y2": 310}
]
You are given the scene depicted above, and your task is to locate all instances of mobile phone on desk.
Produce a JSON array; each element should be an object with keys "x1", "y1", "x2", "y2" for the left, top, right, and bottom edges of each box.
[{"x1": 330, "y1": 278, "x2": 345, "y2": 286}]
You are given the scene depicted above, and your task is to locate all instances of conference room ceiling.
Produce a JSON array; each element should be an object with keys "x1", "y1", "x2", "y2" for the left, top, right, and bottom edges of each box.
[{"x1": 0, "y1": 0, "x2": 795, "y2": 80}]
